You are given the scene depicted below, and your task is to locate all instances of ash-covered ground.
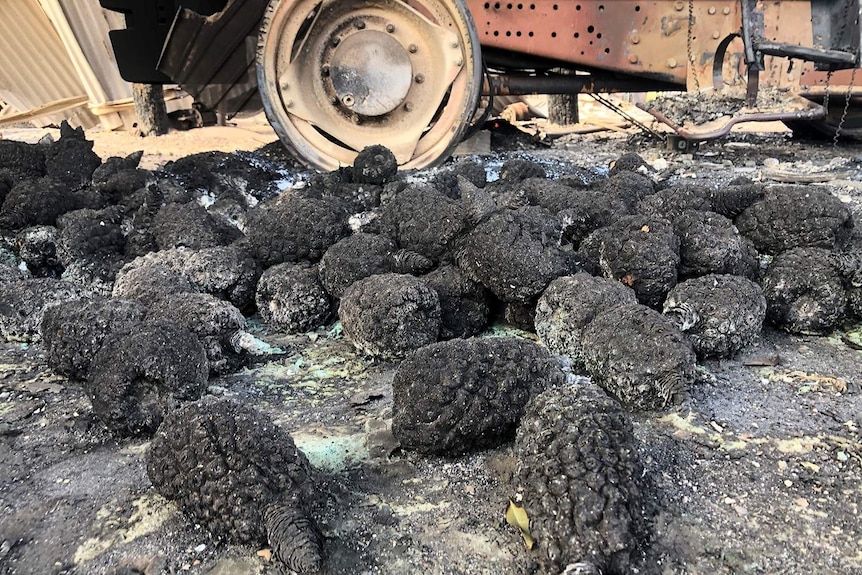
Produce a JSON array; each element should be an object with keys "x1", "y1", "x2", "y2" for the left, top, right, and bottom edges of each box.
[{"x1": 1, "y1": 121, "x2": 862, "y2": 575}]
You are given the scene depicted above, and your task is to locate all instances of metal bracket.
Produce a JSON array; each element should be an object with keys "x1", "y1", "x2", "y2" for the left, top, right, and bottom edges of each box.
[{"x1": 665, "y1": 134, "x2": 699, "y2": 152}]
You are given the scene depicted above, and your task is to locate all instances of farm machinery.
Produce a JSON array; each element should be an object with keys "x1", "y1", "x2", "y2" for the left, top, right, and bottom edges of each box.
[{"x1": 101, "y1": 0, "x2": 862, "y2": 170}]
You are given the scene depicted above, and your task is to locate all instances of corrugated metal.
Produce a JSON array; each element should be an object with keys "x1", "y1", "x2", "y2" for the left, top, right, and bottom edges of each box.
[
  {"x1": 38, "y1": 0, "x2": 133, "y2": 129},
  {"x1": 0, "y1": 1, "x2": 192, "y2": 130},
  {"x1": 0, "y1": 0, "x2": 98, "y2": 128},
  {"x1": 52, "y1": 1, "x2": 131, "y2": 103}
]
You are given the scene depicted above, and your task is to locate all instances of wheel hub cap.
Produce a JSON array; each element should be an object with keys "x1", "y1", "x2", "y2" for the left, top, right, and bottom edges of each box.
[{"x1": 330, "y1": 30, "x2": 413, "y2": 117}]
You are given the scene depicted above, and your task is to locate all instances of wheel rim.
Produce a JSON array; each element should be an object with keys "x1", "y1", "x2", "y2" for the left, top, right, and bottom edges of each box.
[{"x1": 257, "y1": 0, "x2": 482, "y2": 171}]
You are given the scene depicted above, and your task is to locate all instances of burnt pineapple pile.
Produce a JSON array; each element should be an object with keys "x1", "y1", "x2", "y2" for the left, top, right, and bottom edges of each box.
[{"x1": 3, "y1": 124, "x2": 861, "y2": 573}]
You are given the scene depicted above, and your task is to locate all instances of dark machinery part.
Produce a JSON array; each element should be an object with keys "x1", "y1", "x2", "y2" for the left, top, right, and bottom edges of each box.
[
  {"x1": 99, "y1": 0, "x2": 229, "y2": 83},
  {"x1": 665, "y1": 134, "x2": 700, "y2": 152},
  {"x1": 158, "y1": 0, "x2": 269, "y2": 118}
]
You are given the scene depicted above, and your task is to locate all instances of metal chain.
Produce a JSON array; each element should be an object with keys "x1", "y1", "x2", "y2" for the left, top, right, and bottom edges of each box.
[
  {"x1": 588, "y1": 94, "x2": 667, "y2": 141},
  {"x1": 834, "y1": 66, "x2": 857, "y2": 145},
  {"x1": 833, "y1": 0, "x2": 858, "y2": 145},
  {"x1": 687, "y1": 0, "x2": 700, "y2": 91}
]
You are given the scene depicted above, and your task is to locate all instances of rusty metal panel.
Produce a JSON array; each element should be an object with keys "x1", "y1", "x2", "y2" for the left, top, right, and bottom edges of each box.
[
  {"x1": 0, "y1": 0, "x2": 98, "y2": 128},
  {"x1": 469, "y1": 0, "x2": 744, "y2": 89},
  {"x1": 468, "y1": 0, "x2": 737, "y2": 85},
  {"x1": 758, "y1": 1, "x2": 815, "y2": 90}
]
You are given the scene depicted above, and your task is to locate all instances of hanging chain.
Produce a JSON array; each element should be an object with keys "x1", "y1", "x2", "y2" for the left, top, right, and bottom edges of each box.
[
  {"x1": 687, "y1": 0, "x2": 700, "y2": 92},
  {"x1": 833, "y1": 0, "x2": 858, "y2": 145},
  {"x1": 834, "y1": 66, "x2": 857, "y2": 145}
]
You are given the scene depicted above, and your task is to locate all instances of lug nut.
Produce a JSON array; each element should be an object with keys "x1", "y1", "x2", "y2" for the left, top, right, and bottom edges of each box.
[
  {"x1": 408, "y1": 44, "x2": 418, "y2": 53},
  {"x1": 415, "y1": 74, "x2": 425, "y2": 84},
  {"x1": 354, "y1": 20, "x2": 366, "y2": 29},
  {"x1": 322, "y1": 65, "x2": 330, "y2": 77},
  {"x1": 386, "y1": 23, "x2": 396, "y2": 33},
  {"x1": 331, "y1": 37, "x2": 340, "y2": 47},
  {"x1": 667, "y1": 58, "x2": 678, "y2": 69},
  {"x1": 404, "y1": 102, "x2": 413, "y2": 112}
]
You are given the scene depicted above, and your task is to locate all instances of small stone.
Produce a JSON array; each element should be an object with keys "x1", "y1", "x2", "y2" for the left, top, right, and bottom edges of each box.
[{"x1": 651, "y1": 158, "x2": 669, "y2": 171}]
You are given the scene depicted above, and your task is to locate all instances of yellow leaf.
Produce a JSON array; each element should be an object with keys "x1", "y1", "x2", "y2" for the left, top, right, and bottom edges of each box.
[
  {"x1": 257, "y1": 549, "x2": 272, "y2": 562},
  {"x1": 505, "y1": 500, "x2": 535, "y2": 550}
]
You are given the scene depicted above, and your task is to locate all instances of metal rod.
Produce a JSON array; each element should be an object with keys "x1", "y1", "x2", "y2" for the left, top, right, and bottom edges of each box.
[
  {"x1": 589, "y1": 93, "x2": 666, "y2": 140},
  {"x1": 637, "y1": 102, "x2": 826, "y2": 141},
  {"x1": 756, "y1": 41, "x2": 858, "y2": 66},
  {"x1": 485, "y1": 74, "x2": 681, "y2": 96}
]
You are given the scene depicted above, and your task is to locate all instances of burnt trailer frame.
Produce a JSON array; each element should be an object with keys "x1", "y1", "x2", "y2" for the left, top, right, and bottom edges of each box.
[{"x1": 101, "y1": 0, "x2": 862, "y2": 168}]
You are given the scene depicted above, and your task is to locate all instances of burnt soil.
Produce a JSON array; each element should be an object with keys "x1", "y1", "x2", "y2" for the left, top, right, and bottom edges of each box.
[{"x1": 2, "y1": 128, "x2": 862, "y2": 575}]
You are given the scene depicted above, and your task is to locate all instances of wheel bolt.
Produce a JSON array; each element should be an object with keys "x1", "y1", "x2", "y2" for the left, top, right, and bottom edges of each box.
[
  {"x1": 322, "y1": 65, "x2": 330, "y2": 77},
  {"x1": 331, "y1": 37, "x2": 340, "y2": 47},
  {"x1": 408, "y1": 44, "x2": 418, "y2": 53},
  {"x1": 354, "y1": 20, "x2": 365, "y2": 29},
  {"x1": 415, "y1": 74, "x2": 425, "y2": 84},
  {"x1": 404, "y1": 102, "x2": 413, "y2": 112},
  {"x1": 386, "y1": 23, "x2": 396, "y2": 33}
]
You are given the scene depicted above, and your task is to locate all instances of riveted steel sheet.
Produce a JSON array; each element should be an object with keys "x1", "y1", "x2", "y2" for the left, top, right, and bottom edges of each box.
[{"x1": 469, "y1": 0, "x2": 741, "y2": 87}]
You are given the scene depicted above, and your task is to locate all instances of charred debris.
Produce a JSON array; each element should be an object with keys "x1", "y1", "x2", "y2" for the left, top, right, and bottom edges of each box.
[{"x1": 1, "y1": 122, "x2": 861, "y2": 573}]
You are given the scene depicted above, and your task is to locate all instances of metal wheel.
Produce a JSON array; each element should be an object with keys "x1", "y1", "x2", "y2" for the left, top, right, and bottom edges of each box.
[{"x1": 257, "y1": 0, "x2": 482, "y2": 171}]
